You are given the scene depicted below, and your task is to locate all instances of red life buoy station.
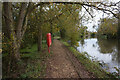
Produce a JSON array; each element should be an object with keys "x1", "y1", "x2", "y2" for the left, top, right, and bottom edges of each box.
[{"x1": 47, "y1": 33, "x2": 52, "y2": 53}]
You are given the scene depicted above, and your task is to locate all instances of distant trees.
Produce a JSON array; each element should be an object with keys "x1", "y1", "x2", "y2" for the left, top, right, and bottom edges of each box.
[
  {"x1": 97, "y1": 17, "x2": 118, "y2": 38},
  {"x1": 56, "y1": 4, "x2": 82, "y2": 45},
  {"x1": 79, "y1": 25, "x2": 88, "y2": 38}
]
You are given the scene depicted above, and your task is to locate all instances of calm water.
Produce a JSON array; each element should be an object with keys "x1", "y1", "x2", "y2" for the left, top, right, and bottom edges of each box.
[{"x1": 77, "y1": 38, "x2": 120, "y2": 73}]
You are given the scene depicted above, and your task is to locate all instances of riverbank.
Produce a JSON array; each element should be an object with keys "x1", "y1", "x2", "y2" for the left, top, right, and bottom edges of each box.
[
  {"x1": 2, "y1": 39, "x2": 117, "y2": 79},
  {"x1": 77, "y1": 38, "x2": 119, "y2": 77},
  {"x1": 61, "y1": 39, "x2": 116, "y2": 78}
]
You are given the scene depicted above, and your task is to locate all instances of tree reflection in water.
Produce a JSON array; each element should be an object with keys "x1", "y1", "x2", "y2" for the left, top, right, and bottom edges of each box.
[
  {"x1": 97, "y1": 38, "x2": 119, "y2": 64},
  {"x1": 77, "y1": 38, "x2": 119, "y2": 73}
]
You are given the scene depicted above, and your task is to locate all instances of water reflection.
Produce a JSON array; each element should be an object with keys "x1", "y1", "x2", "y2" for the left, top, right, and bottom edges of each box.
[
  {"x1": 77, "y1": 38, "x2": 119, "y2": 73},
  {"x1": 97, "y1": 38, "x2": 117, "y2": 53}
]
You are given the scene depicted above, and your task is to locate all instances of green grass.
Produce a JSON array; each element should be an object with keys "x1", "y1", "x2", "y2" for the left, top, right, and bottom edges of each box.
[
  {"x1": 2, "y1": 40, "x2": 52, "y2": 78},
  {"x1": 20, "y1": 57, "x2": 47, "y2": 78},
  {"x1": 20, "y1": 44, "x2": 37, "y2": 53},
  {"x1": 54, "y1": 36, "x2": 61, "y2": 40},
  {"x1": 62, "y1": 41, "x2": 70, "y2": 47},
  {"x1": 19, "y1": 43, "x2": 50, "y2": 78},
  {"x1": 3, "y1": 42, "x2": 50, "y2": 78},
  {"x1": 61, "y1": 40, "x2": 116, "y2": 79},
  {"x1": 2, "y1": 53, "x2": 8, "y2": 57}
]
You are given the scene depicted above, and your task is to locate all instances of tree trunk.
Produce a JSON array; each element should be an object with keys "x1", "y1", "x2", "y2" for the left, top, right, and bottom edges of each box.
[
  {"x1": 38, "y1": 26, "x2": 42, "y2": 52},
  {"x1": 3, "y1": 3, "x2": 12, "y2": 39},
  {"x1": 3, "y1": 3, "x2": 21, "y2": 76},
  {"x1": 60, "y1": 28, "x2": 66, "y2": 39},
  {"x1": 118, "y1": 14, "x2": 120, "y2": 39},
  {"x1": 3, "y1": 3, "x2": 21, "y2": 61},
  {"x1": 12, "y1": 41, "x2": 21, "y2": 61},
  {"x1": 50, "y1": 21, "x2": 53, "y2": 42},
  {"x1": 37, "y1": 5, "x2": 43, "y2": 52},
  {"x1": 117, "y1": 14, "x2": 120, "y2": 77}
]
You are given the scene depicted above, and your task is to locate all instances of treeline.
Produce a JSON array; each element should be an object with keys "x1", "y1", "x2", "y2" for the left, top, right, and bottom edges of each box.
[
  {"x1": 2, "y1": 3, "x2": 87, "y2": 62},
  {"x1": 2, "y1": 2, "x2": 119, "y2": 63},
  {"x1": 97, "y1": 17, "x2": 118, "y2": 39}
]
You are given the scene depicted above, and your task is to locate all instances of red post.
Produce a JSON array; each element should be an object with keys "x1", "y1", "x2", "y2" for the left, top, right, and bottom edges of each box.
[{"x1": 47, "y1": 33, "x2": 52, "y2": 53}]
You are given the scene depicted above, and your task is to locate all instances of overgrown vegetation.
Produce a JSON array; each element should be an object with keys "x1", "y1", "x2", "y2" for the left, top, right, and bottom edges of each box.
[
  {"x1": 61, "y1": 40, "x2": 116, "y2": 78},
  {"x1": 3, "y1": 42, "x2": 50, "y2": 78}
]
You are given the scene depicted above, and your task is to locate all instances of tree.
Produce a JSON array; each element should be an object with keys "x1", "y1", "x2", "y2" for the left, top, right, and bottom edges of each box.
[
  {"x1": 97, "y1": 17, "x2": 118, "y2": 38},
  {"x1": 56, "y1": 4, "x2": 81, "y2": 45},
  {"x1": 3, "y1": 2, "x2": 46, "y2": 60}
]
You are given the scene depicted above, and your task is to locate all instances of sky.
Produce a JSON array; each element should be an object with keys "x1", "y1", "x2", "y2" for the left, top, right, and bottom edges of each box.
[
  {"x1": 80, "y1": 0, "x2": 119, "y2": 32},
  {"x1": 81, "y1": 7, "x2": 110, "y2": 32}
]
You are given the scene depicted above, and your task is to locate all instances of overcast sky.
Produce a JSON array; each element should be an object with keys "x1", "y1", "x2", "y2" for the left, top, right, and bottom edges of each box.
[
  {"x1": 81, "y1": 0, "x2": 119, "y2": 32},
  {"x1": 81, "y1": 7, "x2": 110, "y2": 32}
]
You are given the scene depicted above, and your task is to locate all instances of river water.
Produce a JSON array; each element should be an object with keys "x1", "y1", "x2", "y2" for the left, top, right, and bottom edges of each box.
[{"x1": 77, "y1": 38, "x2": 120, "y2": 73}]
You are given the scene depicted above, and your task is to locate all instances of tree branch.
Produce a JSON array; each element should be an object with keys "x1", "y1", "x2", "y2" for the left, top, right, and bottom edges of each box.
[
  {"x1": 16, "y1": 3, "x2": 27, "y2": 39},
  {"x1": 44, "y1": 12, "x2": 63, "y2": 23},
  {"x1": 21, "y1": 3, "x2": 31, "y2": 40},
  {"x1": 39, "y1": 2, "x2": 119, "y2": 19},
  {"x1": 82, "y1": 5, "x2": 93, "y2": 18}
]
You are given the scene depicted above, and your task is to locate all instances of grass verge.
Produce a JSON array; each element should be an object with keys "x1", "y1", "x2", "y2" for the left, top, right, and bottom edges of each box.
[
  {"x1": 19, "y1": 43, "x2": 51, "y2": 78},
  {"x1": 3, "y1": 43, "x2": 51, "y2": 78},
  {"x1": 61, "y1": 40, "x2": 116, "y2": 79}
]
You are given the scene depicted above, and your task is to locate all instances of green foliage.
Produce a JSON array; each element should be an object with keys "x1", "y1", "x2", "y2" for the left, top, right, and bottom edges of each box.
[
  {"x1": 2, "y1": 42, "x2": 49, "y2": 78},
  {"x1": 20, "y1": 44, "x2": 37, "y2": 54},
  {"x1": 61, "y1": 40, "x2": 70, "y2": 47},
  {"x1": 20, "y1": 43, "x2": 48, "y2": 78},
  {"x1": 3, "y1": 3, "x2": 83, "y2": 52},
  {"x1": 2, "y1": 33, "x2": 12, "y2": 54},
  {"x1": 20, "y1": 60, "x2": 46, "y2": 78},
  {"x1": 55, "y1": 4, "x2": 82, "y2": 45},
  {"x1": 97, "y1": 17, "x2": 118, "y2": 39}
]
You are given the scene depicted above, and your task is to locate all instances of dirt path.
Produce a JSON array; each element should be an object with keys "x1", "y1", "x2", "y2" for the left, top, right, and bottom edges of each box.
[{"x1": 45, "y1": 40, "x2": 95, "y2": 78}]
